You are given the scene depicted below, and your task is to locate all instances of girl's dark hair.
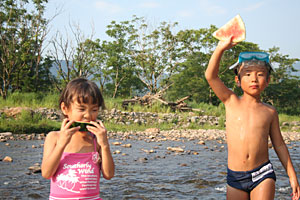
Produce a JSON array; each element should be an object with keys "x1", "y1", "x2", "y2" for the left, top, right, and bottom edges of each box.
[{"x1": 59, "y1": 78, "x2": 105, "y2": 110}]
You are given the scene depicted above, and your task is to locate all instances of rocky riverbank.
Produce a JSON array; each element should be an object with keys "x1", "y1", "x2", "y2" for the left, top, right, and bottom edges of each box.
[
  {"x1": 1, "y1": 107, "x2": 300, "y2": 132},
  {"x1": 1, "y1": 127, "x2": 300, "y2": 144}
]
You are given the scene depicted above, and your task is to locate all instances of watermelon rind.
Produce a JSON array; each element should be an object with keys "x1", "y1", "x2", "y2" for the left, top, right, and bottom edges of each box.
[{"x1": 213, "y1": 14, "x2": 246, "y2": 43}]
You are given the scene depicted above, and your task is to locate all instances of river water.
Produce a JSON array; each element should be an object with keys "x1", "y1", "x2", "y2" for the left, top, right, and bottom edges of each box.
[{"x1": 0, "y1": 138, "x2": 299, "y2": 200}]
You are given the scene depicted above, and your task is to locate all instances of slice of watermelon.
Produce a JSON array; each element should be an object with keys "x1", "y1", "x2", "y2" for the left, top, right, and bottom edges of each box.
[{"x1": 213, "y1": 14, "x2": 246, "y2": 43}]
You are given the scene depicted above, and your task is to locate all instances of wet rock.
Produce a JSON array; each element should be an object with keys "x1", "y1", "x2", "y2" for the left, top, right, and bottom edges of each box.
[
  {"x1": 28, "y1": 193, "x2": 43, "y2": 198},
  {"x1": 122, "y1": 144, "x2": 132, "y2": 148},
  {"x1": 137, "y1": 157, "x2": 148, "y2": 163},
  {"x1": 198, "y1": 140, "x2": 205, "y2": 145},
  {"x1": 28, "y1": 163, "x2": 41, "y2": 173},
  {"x1": 5, "y1": 143, "x2": 10, "y2": 146},
  {"x1": 167, "y1": 147, "x2": 184, "y2": 152},
  {"x1": 180, "y1": 163, "x2": 188, "y2": 167},
  {"x1": 3, "y1": 156, "x2": 13, "y2": 162},
  {"x1": 112, "y1": 142, "x2": 122, "y2": 146},
  {"x1": 141, "y1": 149, "x2": 156, "y2": 154},
  {"x1": 113, "y1": 150, "x2": 121, "y2": 154}
]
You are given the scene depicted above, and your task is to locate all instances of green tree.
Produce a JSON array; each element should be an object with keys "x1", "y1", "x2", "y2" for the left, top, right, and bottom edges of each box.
[
  {"x1": 48, "y1": 24, "x2": 96, "y2": 91},
  {"x1": 104, "y1": 19, "x2": 140, "y2": 98},
  {"x1": 0, "y1": 0, "x2": 50, "y2": 98},
  {"x1": 129, "y1": 16, "x2": 181, "y2": 94}
]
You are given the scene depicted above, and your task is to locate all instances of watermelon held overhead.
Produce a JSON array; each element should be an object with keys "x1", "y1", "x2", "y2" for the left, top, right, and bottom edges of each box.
[{"x1": 213, "y1": 14, "x2": 246, "y2": 43}]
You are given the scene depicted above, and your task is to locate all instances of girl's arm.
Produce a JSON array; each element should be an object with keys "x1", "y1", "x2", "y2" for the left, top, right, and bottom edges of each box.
[
  {"x1": 100, "y1": 143, "x2": 115, "y2": 180},
  {"x1": 269, "y1": 110, "x2": 300, "y2": 199},
  {"x1": 41, "y1": 131, "x2": 65, "y2": 179},
  {"x1": 88, "y1": 120, "x2": 115, "y2": 180},
  {"x1": 41, "y1": 119, "x2": 79, "y2": 179}
]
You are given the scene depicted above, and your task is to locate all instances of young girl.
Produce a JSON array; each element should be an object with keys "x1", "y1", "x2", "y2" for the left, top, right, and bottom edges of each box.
[{"x1": 42, "y1": 78, "x2": 115, "y2": 200}]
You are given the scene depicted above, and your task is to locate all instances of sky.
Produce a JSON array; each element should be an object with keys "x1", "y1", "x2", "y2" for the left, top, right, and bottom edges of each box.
[{"x1": 44, "y1": 0, "x2": 300, "y2": 59}]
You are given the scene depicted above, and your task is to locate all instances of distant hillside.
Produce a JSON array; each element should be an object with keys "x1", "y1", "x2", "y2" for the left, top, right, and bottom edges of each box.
[
  {"x1": 50, "y1": 60, "x2": 69, "y2": 76},
  {"x1": 290, "y1": 61, "x2": 300, "y2": 77}
]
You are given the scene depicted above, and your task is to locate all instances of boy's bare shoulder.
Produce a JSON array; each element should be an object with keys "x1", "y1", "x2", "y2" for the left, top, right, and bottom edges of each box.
[{"x1": 262, "y1": 102, "x2": 277, "y2": 115}]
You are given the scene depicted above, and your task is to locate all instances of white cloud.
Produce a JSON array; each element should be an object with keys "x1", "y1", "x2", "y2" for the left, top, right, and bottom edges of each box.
[
  {"x1": 198, "y1": 0, "x2": 227, "y2": 16},
  {"x1": 94, "y1": 1, "x2": 122, "y2": 14},
  {"x1": 139, "y1": 1, "x2": 160, "y2": 9},
  {"x1": 243, "y1": 1, "x2": 265, "y2": 12}
]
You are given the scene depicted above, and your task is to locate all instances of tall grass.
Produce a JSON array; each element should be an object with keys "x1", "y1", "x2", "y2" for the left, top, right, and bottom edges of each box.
[{"x1": 0, "y1": 92, "x2": 59, "y2": 109}]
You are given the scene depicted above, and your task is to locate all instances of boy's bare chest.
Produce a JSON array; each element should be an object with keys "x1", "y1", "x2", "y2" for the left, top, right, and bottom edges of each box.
[{"x1": 226, "y1": 106, "x2": 272, "y2": 131}]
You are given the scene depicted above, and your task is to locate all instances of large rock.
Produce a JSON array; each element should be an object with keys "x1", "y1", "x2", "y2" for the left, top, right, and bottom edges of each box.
[
  {"x1": 0, "y1": 132, "x2": 13, "y2": 137},
  {"x1": 3, "y1": 156, "x2": 13, "y2": 162}
]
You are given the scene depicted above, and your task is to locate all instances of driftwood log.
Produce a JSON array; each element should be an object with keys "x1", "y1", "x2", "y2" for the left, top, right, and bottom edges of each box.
[{"x1": 122, "y1": 94, "x2": 201, "y2": 112}]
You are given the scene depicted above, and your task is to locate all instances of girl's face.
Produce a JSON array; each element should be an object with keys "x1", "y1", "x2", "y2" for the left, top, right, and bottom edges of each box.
[{"x1": 61, "y1": 97, "x2": 99, "y2": 122}]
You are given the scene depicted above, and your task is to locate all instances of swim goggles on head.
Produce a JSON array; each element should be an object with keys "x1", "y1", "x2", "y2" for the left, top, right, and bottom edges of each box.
[{"x1": 229, "y1": 51, "x2": 273, "y2": 72}]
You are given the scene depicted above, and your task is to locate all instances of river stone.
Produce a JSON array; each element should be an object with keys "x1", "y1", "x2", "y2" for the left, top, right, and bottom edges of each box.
[
  {"x1": 145, "y1": 128, "x2": 160, "y2": 133},
  {"x1": 0, "y1": 132, "x2": 13, "y2": 137},
  {"x1": 3, "y1": 156, "x2": 13, "y2": 162},
  {"x1": 28, "y1": 164, "x2": 41, "y2": 173},
  {"x1": 167, "y1": 147, "x2": 184, "y2": 152}
]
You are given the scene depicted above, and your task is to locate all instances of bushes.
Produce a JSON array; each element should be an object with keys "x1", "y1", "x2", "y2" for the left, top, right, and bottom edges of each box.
[{"x1": 0, "y1": 110, "x2": 60, "y2": 134}]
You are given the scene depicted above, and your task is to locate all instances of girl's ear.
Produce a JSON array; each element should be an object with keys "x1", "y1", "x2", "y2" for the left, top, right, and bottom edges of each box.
[
  {"x1": 235, "y1": 75, "x2": 241, "y2": 87},
  {"x1": 60, "y1": 102, "x2": 68, "y2": 116}
]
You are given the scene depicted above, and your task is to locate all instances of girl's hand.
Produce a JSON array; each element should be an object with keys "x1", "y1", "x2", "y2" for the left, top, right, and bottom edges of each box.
[
  {"x1": 56, "y1": 119, "x2": 80, "y2": 148},
  {"x1": 87, "y1": 120, "x2": 108, "y2": 147}
]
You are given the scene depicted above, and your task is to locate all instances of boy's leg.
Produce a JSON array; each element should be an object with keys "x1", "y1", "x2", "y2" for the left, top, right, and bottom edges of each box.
[
  {"x1": 250, "y1": 178, "x2": 275, "y2": 200},
  {"x1": 227, "y1": 185, "x2": 249, "y2": 200}
]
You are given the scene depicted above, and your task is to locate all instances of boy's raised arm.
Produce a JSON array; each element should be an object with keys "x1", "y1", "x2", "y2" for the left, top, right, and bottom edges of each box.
[{"x1": 205, "y1": 38, "x2": 236, "y2": 104}]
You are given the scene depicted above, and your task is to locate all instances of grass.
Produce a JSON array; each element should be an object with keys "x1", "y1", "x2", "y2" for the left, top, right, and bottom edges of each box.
[
  {"x1": 0, "y1": 92, "x2": 299, "y2": 133},
  {"x1": 0, "y1": 92, "x2": 59, "y2": 109},
  {"x1": 0, "y1": 110, "x2": 60, "y2": 134}
]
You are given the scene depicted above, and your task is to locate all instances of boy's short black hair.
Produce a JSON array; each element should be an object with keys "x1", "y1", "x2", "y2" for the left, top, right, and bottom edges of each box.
[
  {"x1": 59, "y1": 78, "x2": 105, "y2": 110},
  {"x1": 235, "y1": 61, "x2": 272, "y2": 81}
]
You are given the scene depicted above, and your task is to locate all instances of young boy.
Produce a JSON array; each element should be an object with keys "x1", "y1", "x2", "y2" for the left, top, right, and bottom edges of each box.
[{"x1": 205, "y1": 37, "x2": 300, "y2": 200}]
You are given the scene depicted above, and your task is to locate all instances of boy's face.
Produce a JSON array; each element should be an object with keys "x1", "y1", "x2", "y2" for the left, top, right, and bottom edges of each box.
[
  {"x1": 235, "y1": 64, "x2": 270, "y2": 96},
  {"x1": 61, "y1": 97, "x2": 99, "y2": 122}
]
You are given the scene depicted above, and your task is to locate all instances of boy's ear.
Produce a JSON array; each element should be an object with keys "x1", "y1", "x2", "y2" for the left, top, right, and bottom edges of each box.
[
  {"x1": 60, "y1": 102, "x2": 68, "y2": 116},
  {"x1": 235, "y1": 76, "x2": 241, "y2": 87}
]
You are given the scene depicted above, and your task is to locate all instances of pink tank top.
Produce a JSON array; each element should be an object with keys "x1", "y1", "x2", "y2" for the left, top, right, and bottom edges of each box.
[{"x1": 50, "y1": 137, "x2": 102, "y2": 200}]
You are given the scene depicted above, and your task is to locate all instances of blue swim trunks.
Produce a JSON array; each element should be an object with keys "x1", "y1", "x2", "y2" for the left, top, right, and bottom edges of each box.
[{"x1": 227, "y1": 160, "x2": 276, "y2": 193}]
